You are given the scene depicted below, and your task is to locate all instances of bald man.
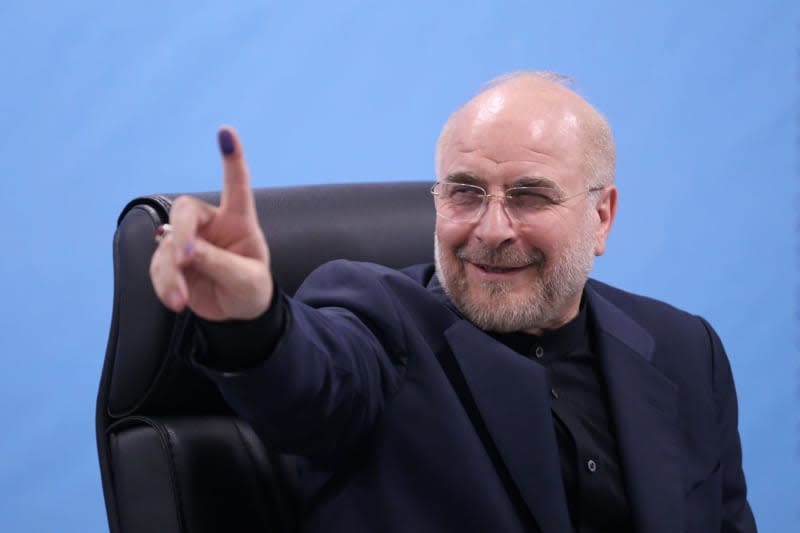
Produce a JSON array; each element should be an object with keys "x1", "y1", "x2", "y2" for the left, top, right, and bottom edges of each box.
[{"x1": 151, "y1": 72, "x2": 756, "y2": 533}]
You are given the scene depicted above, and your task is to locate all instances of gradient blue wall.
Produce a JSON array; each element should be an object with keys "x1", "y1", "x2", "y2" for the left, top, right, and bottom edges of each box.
[{"x1": 0, "y1": 1, "x2": 796, "y2": 531}]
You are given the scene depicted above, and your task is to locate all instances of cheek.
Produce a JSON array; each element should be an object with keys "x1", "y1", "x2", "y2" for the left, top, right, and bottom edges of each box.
[
  {"x1": 520, "y1": 212, "x2": 586, "y2": 255},
  {"x1": 517, "y1": 223, "x2": 559, "y2": 255},
  {"x1": 435, "y1": 221, "x2": 471, "y2": 251}
]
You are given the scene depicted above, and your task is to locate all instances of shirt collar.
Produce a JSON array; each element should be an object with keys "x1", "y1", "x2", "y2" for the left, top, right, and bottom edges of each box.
[{"x1": 489, "y1": 293, "x2": 589, "y2": 358}]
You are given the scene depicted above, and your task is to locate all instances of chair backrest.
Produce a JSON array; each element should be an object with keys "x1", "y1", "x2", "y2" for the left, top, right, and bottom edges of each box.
[{"x1": 96, "y1": 182, "x2": 436, "y2": 533}]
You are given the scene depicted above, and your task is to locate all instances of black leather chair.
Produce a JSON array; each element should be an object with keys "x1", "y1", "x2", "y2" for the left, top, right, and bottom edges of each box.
[{"x1": 96, "y1": 182, "x2": 436, "y2": 532}]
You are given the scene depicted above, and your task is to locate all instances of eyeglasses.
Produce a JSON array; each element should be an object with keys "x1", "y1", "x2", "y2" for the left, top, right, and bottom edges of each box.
[{"x1": 430, "y1": 181, "x2": 605, "y2": 224}]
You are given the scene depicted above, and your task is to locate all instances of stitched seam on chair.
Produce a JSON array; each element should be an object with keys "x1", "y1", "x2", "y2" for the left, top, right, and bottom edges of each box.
[
  {"x1": 230, "y1": 419, "x2": 274, "y2": 527},
  {"x1": 105, "y1": 417, "x2": 187, "y2": 533},
  {"x1": 160, "y1": 424, "x2": 189, "y2": 533},
  {"x1": 103, "y1": 431, "x2": 126, "y2": 533},
  {"x1": 117, "y1": 214, "x2": 175, "y2": 418},
  {"x1": 105, "y1": 417, "x2": 160, "y2": 532},
  {"x1": 108, "y1": 204, "x2": 172, "y2": 419}
]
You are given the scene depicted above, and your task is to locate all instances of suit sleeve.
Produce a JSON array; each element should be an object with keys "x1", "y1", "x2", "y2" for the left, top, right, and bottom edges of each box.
[
  {"x1": 700, "y1": 318, "x2": 757, "y2": 533},
  {"x1": 192, "y1": 285, "x2": 289, "y2": 371},
  {"x1": 181, "y1": 261, "x2": 411, "y2": 463}
]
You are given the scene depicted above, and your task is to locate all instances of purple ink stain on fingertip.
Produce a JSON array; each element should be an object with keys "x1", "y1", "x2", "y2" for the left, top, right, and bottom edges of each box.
[{"x1": 218, "y1": 129, "x2": 235, "y2": 155}]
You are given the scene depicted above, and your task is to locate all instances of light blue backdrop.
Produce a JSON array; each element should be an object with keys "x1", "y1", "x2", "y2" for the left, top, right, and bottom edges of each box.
[{"x1": 0, "y1": 1, "x2": 796, "y2": 531}]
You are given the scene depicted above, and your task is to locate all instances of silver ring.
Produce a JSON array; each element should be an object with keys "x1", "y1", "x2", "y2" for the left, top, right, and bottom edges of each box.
[{"x1": 155, "y1": 223, "x2": 173, "y2": 243}]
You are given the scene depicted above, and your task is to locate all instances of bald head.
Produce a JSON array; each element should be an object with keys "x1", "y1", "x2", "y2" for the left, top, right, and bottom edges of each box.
[{"x1": 435, "y1": 71, "x2": 615, "y2": 189}]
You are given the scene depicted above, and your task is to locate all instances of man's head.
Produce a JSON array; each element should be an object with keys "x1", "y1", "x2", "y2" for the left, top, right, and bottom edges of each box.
[{"x1": 433, "y1": 71, "x2": 618, "y2": 334}]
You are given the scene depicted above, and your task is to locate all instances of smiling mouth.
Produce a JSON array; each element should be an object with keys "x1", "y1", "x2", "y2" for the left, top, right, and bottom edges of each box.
[{"x1": 475, "y1": 263, "x2": 528, "y2": 274}]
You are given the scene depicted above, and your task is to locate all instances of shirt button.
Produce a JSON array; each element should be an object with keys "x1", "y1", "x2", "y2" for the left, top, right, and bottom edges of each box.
[
  {"x1": 550, "y1": 388, "x2": 559, "y2": 399},
  {"x1": 534, "y1": 345, "x2": 544, "y2": 359},
  {"x1": 587, "y1": 459, "x2": 597, "y2": 473}
]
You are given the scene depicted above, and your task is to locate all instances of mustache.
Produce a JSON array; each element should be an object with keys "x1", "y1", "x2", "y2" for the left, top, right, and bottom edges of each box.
[{"x1": 456, "y1": 244, "x2": 546, "y2": 270}]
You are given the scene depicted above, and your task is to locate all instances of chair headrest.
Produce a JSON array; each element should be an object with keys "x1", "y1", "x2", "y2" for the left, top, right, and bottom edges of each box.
[{"x1": 105, "y1": 181, "x2": 436, "y2": 417}]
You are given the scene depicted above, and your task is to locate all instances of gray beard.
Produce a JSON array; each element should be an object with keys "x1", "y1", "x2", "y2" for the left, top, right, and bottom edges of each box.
[{"x1": 434, "y1": 224, "x2": 596, "y2": 333}]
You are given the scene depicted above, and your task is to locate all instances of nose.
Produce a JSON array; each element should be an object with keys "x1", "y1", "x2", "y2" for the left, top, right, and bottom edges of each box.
[{"x1": 473, "y1": 196, "x2": 516, "y2": 247}]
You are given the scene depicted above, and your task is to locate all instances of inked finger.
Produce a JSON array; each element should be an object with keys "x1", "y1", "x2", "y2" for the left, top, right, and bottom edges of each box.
[{"x1": 218, "y1": 126, "x2": 256, "y2": 217}]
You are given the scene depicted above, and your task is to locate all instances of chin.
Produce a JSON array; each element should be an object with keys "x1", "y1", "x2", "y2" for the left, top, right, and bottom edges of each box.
[
  {"x1": 436, "y1": 250, "x2": 546, "y2": 332},
  {"x1": 434, "y1": 235, "x2": 593, "y2": 333},
  {"x1": 461, "y1": 282, "x2": 556, "y2": 333}
]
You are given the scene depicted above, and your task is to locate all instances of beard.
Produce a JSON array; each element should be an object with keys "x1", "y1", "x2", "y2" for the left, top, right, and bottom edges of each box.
[{"x1": 434, "y1": 213, "x2": 597, "y2": 333}]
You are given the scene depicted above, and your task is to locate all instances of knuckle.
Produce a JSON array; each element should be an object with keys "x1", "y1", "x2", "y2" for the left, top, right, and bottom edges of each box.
[
  {"x1": 169, "y1": 196, "x2": 193, "y2": 220},
  {"x1": 149, "y1": 249, "x2": 173, "y2": 288},
  {"x1": 169, "y1": 195, "x2": 215, "y2": 227},
  {"x1": 149, "y1": 249, "x2": 162, "y2": 275},
  {"x1": 171, "y1": 195, "x2": 193, "y2": 210}
]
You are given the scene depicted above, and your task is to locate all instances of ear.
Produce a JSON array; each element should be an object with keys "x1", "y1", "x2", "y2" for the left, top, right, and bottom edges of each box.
[{"x1": 593, "y1": 185, "x2": 617, "y2": 256}]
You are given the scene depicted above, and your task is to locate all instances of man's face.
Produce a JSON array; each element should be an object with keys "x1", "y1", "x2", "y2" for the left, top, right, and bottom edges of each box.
[{"x1": 434, "y1": 83, "x2": 612, "y2": 333}]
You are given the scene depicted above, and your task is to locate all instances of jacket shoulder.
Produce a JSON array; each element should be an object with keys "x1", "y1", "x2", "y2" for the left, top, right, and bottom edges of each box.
[
  {"x1": 585, "y1": 278, "x2": 723, "y2": 378},
  {"x1": 586, "y1": 278, "x2": 700, "y2": 325}
]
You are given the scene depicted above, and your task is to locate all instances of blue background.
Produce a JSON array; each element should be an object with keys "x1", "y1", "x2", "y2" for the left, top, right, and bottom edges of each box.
[{"x1": 0, "y1": 1, "x2": 796, "y2": 531}]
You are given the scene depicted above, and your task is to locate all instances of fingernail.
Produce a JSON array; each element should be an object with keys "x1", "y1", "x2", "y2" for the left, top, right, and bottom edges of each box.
[
  {"x1": 183, "y1": 241, "x2": 195, "y2": 259},
  {"x1": 218, "y1": 129, "x2": 235, "y2": 155},
  {"x1": 175, "y1": 241, "x2": 195, "y2": 263}
]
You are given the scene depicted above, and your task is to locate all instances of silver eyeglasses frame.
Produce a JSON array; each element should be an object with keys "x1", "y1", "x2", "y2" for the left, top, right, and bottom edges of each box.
[{"x1": 430, "y1": 181, "x2": 606, "y2": 224}]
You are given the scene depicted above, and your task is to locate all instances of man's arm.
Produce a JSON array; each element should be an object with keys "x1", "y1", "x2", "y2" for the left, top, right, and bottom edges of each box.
[
  {"x1": 173, "y1": 262, "x2": 409, "y2": 463},
  {"x1": 149, "y1": 130, "x2": 407, "y2": 462},
  {"x1": 701, "y1": 318, "x2": 757, "y2": 533}
]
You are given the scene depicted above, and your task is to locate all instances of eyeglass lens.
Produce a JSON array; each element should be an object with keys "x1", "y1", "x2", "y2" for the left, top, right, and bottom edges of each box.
[{"x1": 433, "y1": 182, "x2": 561, "y2": 223}]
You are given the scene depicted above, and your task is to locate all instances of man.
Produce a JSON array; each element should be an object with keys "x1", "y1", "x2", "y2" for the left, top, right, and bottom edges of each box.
[{"x1": 150, "y1": 72, "x2": 756, "y2": 532}]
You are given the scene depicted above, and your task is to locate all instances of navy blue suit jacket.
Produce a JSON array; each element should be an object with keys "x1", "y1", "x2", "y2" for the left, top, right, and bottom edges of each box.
[{"x1": 194, "y1": 261, "x2": 756, "y2": 533}]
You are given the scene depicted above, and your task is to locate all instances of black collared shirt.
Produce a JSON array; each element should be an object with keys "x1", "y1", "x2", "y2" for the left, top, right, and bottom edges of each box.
[{"x1": 492, "y1": 302, "x2": 634, "y2": 533}]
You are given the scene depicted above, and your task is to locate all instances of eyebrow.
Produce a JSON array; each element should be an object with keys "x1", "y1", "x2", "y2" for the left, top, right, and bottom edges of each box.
[
  {"x1": 512, "y1": 176, "x2": 561, "y2": 190},
  {"x1": 444, "y1": 173, "x2": 564, "y2": 194},
  {"x1": 443, "y1": 172, "x2": 483, "y2": 185}
]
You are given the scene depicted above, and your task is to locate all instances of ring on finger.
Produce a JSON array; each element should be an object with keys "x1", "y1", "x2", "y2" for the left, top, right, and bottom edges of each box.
[{"x1": 154, "y1": 223, "x2": 173, "y2": 243}]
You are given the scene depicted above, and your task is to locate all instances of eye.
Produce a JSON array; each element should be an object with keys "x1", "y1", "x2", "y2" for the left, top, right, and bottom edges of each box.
[
  {"x1": 441, "y1": 183, "x2": 484, "y2": 203},
  {"x1": 450, "y1": 184, "x2": 482, "y2": 194},
  {"x1": 507, "y1": 187, "x2": 558, "y2": 209}
]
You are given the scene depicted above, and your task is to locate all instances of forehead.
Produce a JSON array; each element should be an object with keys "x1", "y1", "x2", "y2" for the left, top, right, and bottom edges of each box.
[{"x1": 439, "y1": 82, "x2": 588, "y2": 189}]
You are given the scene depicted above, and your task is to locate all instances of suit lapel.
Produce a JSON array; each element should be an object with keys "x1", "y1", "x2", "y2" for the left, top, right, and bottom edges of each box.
[
  {"x1": 444, "y1": 320, "x2": 573, "y2": 533},
  {"x1": 586, "y1": 286, "x2": 684, "y2": 533}
]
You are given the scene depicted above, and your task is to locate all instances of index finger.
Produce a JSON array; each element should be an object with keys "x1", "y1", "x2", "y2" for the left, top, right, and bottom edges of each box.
[{"x1": 218, "y1": 126, "x2": 256, "y2": 216}]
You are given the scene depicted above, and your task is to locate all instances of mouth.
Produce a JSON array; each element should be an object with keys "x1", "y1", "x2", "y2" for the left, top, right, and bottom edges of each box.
[
  {"x1": 453, "y1": 246, "x2": 544, "y2": 281},
  {"x1": 466, "y1": 262, "x2": 532, "y2": 281},
  {"x1": 474, "y1": 263, "x2": 528, "y2": 274}
]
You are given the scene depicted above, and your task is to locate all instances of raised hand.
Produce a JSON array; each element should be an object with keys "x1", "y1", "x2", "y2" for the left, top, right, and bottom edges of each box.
[{"x1": 149, "y1": 126, "x2": 273, "y2": 321}]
